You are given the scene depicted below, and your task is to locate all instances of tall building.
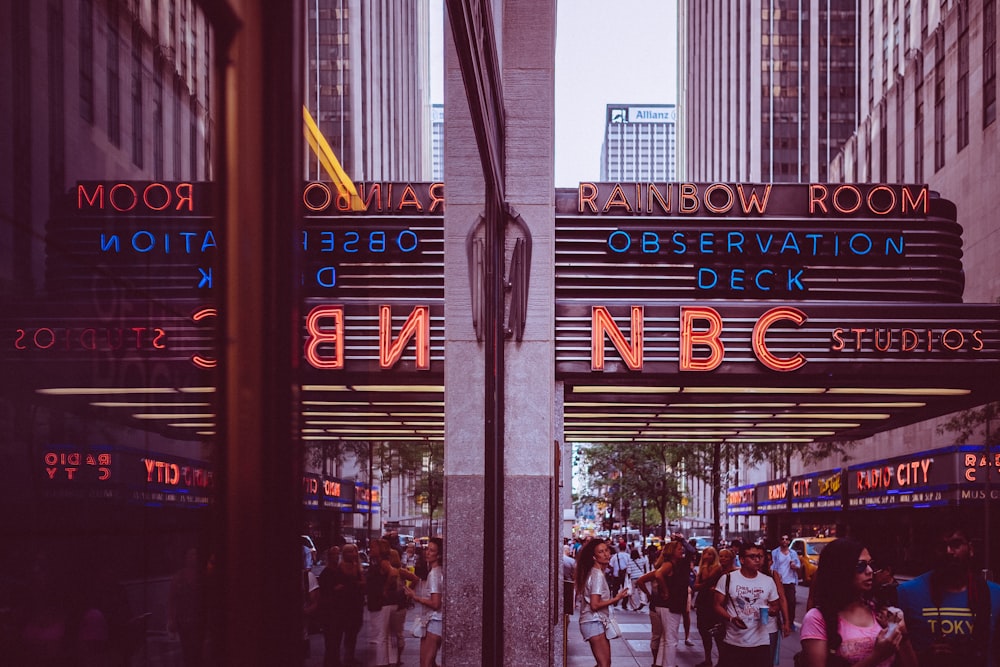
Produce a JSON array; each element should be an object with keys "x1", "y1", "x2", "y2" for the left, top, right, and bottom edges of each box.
[
  {"x1": 600, "y1": 103, "x2": 677, "y2": 181},
  {"x1": 680, "y1": 0, "x2": 858, "y2": 182},
  {"x1": 1, "y1": 0, "x2": 213, "y2": 294},
  {"x1": 431, "y1": 102, "x2": 443, "y2": 180},
  {"x1": 830, "y1": 0, "x2": 998, "y2": 303},
  {"x1": 305, "y1": 0, "x2": 432, "y2": 182}
]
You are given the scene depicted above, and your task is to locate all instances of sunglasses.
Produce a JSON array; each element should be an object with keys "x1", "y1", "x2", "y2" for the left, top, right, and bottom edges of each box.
[{"x1": 855, "y1": 559, "x2": 876, "y2": 573}]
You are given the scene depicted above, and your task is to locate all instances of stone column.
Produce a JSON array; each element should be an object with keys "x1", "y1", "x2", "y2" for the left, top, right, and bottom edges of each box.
[{"x1": 442, "y1": 1, "x2": 557, "y2": 665}]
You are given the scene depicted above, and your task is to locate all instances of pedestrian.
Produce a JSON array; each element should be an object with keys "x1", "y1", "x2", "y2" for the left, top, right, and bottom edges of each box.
[
  {"x1": 799, "y1": 537, "x2": 916, "y2": 667},
  {"x1": 318, "y1": 544, "x2": 365, "y2": 667},
  {"x1": 625, "y1": 548, "x2": 648, "y2": 611},
  {"x1": 610, "y1": 542, "x2": 631, "y2": 608},
  {"x1": 761, "y1": 549, "x2": 792, "y2": 666},
  {"x1": 712, "y1": 542, "x2": 779, "y2": 667},
  {"x1": 367, "y1": 539, "x2": 401, "y2": 667},
  {"x1": 636, "y1": 540, "x2": 687, "y2": 667},
  {"x1": 404, "y1": 537, "x2": 444, "y2": 667},
  {"x1": 693, "y1": 546, "x2": 724, "y2": 667},
  {"x1": 771, "y1": 534, "x2": 801, "y2": 629},
  {"x1": 385, "y1": 548, "x2": 418, "y2": 666},
  {"x1": 575, "y1": 538, "x2": 629, "y2": 667},
  {"x1": 897, "y1": 524, "x2": 1000, "y2": 667}
]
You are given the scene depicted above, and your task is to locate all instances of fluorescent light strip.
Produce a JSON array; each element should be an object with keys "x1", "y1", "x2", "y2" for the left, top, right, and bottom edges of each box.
[
  {"x1": 133, "y1": 413, "x2": 216, "y2": 420},
  {"x1": 92, "y1": 402, "x2": 212, "y2": 408},
  {"x1": 657, "y1": 413, "x2": 775, "y2": 419},
  {"x1": 827, "y1": 387, "x2": 970, "y2": 396},
  {"x1": 726, "y1": 437, "x2": 814, "y2": 443},
  {"x1": 780, "y1": 413, "x2": 890, "y2": 420},
  {"x1": 573, "y1": 386, "x2": 681, "y2": 394},
  {"x1": 38, "y1": 387, "x2": 179, "y2": 396},
  {"x1": 167, "y1": 422, "x2": 216, "y2": 428},
  {"x1": 672, "y1": 403, "x2": 797, "y2": 408},
  {"x1": 798, "y1": 402, "x2": 925, "y2": 408},
  {"x1": 683, "y1": 387, "x2": 826, "y2": 394}
]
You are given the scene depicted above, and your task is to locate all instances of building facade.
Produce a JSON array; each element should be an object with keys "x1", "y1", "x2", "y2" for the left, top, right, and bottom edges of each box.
[
  {"x1": 305, "y1": 0, "x2": 432, "y2": 182},
  {"x1": 680, "y1": 0, "x2": 858, "y2": 182},
  {"x1": 600, "y1": 103, "x2": 677, "y2": 181}
]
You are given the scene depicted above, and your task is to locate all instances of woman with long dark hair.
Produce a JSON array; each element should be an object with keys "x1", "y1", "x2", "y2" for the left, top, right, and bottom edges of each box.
[
  {"x1": 318, "y1": 544, "x2": 365, "y2": 667},
  {"x1": 405, "y1": 537, "x2": 443, "y2": 667},
  {"x1": 575, "y1": 539, "x2": 629, "y2": 667},
  {"x1": 800, "y1": 538, "x2": 916, "y2": 667},
  {"x1": 635, "y1": 540, "x2": 687, "y2": 667}
]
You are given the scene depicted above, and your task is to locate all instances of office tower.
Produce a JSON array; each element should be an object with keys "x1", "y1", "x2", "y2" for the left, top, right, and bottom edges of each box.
[
  {"x1": 830, "y1": 0, "x2": 999, "y2": 303},
  {"x1": 431, "y1": 102, "x2": 443, "y2": 180},
  {"x1": 680, "y1": 0, "x2": 858, "y2": 182},
  {"x1": 600, "y1": 103, "x2": 678, "y2": 181},
  {"x1": 305, "y1": 0, "x2": 432, "y2": 181}
]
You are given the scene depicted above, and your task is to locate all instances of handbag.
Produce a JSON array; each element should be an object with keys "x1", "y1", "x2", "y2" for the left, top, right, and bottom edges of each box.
[
  {"x1": 410, "y1": 615, "x2": 427, "y2": 638},
  {"x1": 604, "y1": 615, "x2": 622, "y2": 639},
  {"x1": 709, "y1": 573, "x2": 732, "y2": 642}
]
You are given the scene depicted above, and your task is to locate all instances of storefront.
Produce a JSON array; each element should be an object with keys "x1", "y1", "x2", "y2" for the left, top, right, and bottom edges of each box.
[{"x1": 732, "y1": 445, "x2": 999, "y2": 574}]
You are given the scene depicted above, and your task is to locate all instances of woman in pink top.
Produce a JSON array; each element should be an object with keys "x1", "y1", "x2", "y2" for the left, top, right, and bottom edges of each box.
[{"x1": 799, "y1": 538, "x2": 916, "y2": 667}]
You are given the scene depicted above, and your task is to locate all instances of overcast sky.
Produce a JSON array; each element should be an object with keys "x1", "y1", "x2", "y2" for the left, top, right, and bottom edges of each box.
[{"x1": 430, "y1": 0, "x2": 678, "y2": 187}]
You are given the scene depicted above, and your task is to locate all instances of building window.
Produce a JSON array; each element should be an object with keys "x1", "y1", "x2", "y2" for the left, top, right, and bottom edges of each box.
[
  {"x1": 986, "y1": 0, "x2": 997, "y2": 127},
  {"x1": 107, "y1": 4, "x2": 121, "y2": 147},
  {"x1": 915, "y1": 60, "x2": 924, "y2": 180},
  {"x1": 79, "y1": 0, "x2": 94, "y2": 123},
  {"x1": 896, "y1": 82, "x2": 906, "y2": 180},
  {"x1": 957, "y1": 5, "x2": 969, "y2": 150},
  {"x1": 154, "y1": 78, "x2": 164, "y2": 179},
  {"x1": 933, "y1": 30, "x2": 945, "y2": 171},
  {"x1": 132, "y1": 21, "x2": 144, "y2": 168}
]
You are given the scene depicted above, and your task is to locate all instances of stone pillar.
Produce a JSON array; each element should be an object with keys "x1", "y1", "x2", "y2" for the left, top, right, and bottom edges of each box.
[
  {"x1": 442, "y1": 1, "x2": 557, "y2": 665},
  {"x1": 499, "y1": 2, "x2": 557, "y2": 663},
  {"x1": 442, "y1": 10, "x2": 488, "y2": 663}
]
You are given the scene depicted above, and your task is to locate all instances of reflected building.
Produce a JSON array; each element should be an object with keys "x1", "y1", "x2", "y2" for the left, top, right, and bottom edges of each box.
[
  {"x1": 1, "y1": 0, "x2": 213, "y2": 297},
  {"x1": 600, "y1": 103, "x2": 677, "y2": 181},
  {"x1": 305, "y1": 0, "x2": 432, "y2": 181},
  {"x1": 679, "y1": 0, "x2": 858, "y2": 182}
]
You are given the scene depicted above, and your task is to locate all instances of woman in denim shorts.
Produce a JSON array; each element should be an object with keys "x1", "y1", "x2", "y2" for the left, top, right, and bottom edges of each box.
[{"x1": 575, "y1": 539, "x2": 629, "y2": 667}]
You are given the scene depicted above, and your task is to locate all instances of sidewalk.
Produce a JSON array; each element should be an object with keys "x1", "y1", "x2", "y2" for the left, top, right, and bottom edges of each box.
[
  {"x1": 564, "y1": 605, "x2": 803, "y2": 667},
  {"x1": 303, "y1": 585, "x2": 808, "y2": 665}
]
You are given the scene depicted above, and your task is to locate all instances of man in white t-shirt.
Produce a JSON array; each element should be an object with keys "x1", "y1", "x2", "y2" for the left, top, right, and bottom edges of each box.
[{"x1": 713, "y1": 542, "x2": 779, "y2": 667}]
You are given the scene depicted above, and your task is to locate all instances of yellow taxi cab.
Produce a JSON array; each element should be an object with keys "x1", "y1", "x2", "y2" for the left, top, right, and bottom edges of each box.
[{"x1": 789, "y1": 536, "x2": 835, "y2": 585}]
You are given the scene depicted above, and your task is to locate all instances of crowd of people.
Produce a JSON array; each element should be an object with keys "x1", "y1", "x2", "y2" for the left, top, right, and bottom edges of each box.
[
  {"x1": 568, "y1": 519, "x2": 999, "y2": 667},
  {"x1": 311, "y1": 535, "x2": 444, "y2": 667}
]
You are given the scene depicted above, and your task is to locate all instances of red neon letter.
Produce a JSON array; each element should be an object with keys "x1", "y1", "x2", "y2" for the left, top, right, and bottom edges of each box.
[
  {"x1": 752, "y1": 306, "x2": 808, "y2": 372},
  {"x1": 679, "y1": 306, "x2": 724, "y2": 371},
  {"x1": 591, "y1": 306, "x2": 644, "y2": 371},
  {"x1": 190, "y1": 308, "x2": 217, "y2": 368},
  {"x1": 379, "y1": 305, "x2": 430, "y2": 370},
  {"x1": 305, "y1": 305, "x2": 345, "y2": 370}
]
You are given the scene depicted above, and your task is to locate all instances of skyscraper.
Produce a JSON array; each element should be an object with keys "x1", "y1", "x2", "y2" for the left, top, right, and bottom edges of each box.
[
  {"x1": 680, "y1": 0, "x2": 858, "y2": 182},
  {"x1": 600, "y1": 103, "x2": 677, "y2": 181},
  {"x1": 305, "y1": 0, "x2": 432, "y2": 181},
  {"x1": 431, "y1": 102, "x2": 444, "y2": 181}
]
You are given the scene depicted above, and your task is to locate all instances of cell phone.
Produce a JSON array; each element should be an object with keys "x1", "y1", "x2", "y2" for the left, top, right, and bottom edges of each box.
[{"x1": 884, "y1": 622, "x2": 899, "y2": 641}]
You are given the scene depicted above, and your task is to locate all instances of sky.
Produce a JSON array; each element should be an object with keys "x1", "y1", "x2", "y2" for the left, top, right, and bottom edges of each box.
[
  {"x1": 429, "y1": 0, "x2": 678, "y2": 188},
  {"x1": 554, "y1": 0, "x2": 678, "y2": 186}
]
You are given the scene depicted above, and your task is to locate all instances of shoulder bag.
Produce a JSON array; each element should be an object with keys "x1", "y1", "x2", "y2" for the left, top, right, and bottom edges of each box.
[{"x1": 709, "y1": 573, "x2": 731, "y2": 642}]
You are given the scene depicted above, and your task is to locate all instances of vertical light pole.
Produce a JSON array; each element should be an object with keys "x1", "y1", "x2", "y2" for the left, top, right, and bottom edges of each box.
[{"x1": 985, "y1": 408, "x2": 994, "y2": 580}]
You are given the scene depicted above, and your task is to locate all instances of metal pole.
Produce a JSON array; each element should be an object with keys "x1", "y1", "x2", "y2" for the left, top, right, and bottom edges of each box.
[{"x1": 986, "y1": 411, "x2": 993, "y2": 580}]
